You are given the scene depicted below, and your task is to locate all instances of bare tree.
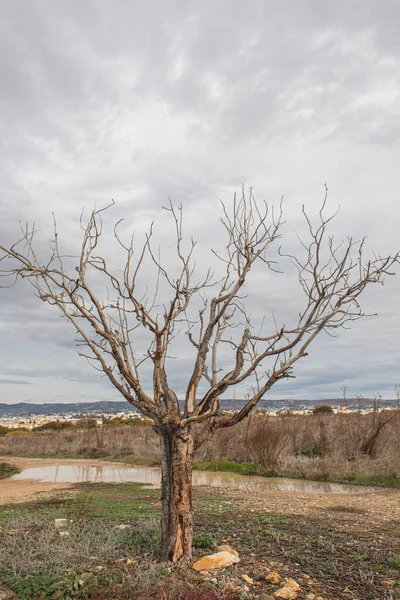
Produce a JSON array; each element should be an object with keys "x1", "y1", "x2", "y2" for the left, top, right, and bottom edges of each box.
[{"x1": 0, "y1": 187, "x2": 398, "y2": 563}]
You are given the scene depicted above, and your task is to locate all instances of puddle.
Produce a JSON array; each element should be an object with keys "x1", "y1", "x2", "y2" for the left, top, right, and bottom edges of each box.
[{"x1": 12, "y1": 463, "x2": 376, "y2": 494}]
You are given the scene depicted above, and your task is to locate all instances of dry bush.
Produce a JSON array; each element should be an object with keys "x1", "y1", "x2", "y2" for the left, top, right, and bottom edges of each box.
[
  {"x1": 0, "y1": 423, "x2": 159, "y2": 459},
  {"x1": 242, "y1": 413, "x2": 288, "y2": 469},
  {"x1": 1, "y1": 410, "x2": 398, "y2": 484}
]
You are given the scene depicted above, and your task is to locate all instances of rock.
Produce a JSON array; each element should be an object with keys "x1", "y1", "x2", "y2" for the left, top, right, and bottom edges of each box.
[
  {"x1": 216, "y1": 544, "x2": 239, "y2": 557},
  {"x1": 58, "y1": 531, "x2": 70, "y2": 537},
  {"x1": 54, "y1": 519, "x2": 72, "y2": 530},
  {"x1": 241, "y1": 575, "x2": 255, "y2": 585},
  {"x1": 260, "y1": 595, "x2": 274, "y2": 600},
  {"x1": 0, "y1": 590, "x2": 18, "y2": 600},
  {"x1": 305, "y1": 595, "x2": 316, "y2": 600},
  {"x1": 274, "y1": 587, "x2": 298, "y2": 599},
  {"x1": 285, "y1": 579, "x2": 300, "y2": 592},
  {"x1": 115, "y1": 524, "x2": 131, "y2": 530},
  {"x1": 192, "y1": 551, "x2": 240, "y2": 571},
  {"x1": 266, "y1": 571, "x2": 281, "y2": 585},
  {"x1": 382, "y1": 580, "x2": 395, "y2": 588}
]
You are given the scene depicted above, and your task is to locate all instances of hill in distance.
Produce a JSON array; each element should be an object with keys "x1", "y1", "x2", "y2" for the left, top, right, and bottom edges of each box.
[{"x1": 0, "y1": 397, "x2": 398, "y2": 417}]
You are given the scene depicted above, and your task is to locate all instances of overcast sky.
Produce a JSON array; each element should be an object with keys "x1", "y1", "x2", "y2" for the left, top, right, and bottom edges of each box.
[{"x1": 1, "y1": 0, "x2": 400, "y2": 406}]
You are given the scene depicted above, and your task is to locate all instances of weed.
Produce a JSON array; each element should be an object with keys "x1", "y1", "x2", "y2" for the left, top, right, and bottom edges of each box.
[
  {"x1": 255, "y1": 512, "x2": 290, "y2": 525},
  {"x1": 1, "y1": 572, "x2": 57, "y2": 599},
  {"x1": 192, "y1": 533, "x2": 217, "y2": 549},
  {"x1": 193, "y1": 461, "x2": 259, "y2": 476},
  {"x1": 0, "y1": 461, "x2": 19, "y2": 479},
  {"x1": 388, "y1": 554, "x2": 400, "y2": 570}
]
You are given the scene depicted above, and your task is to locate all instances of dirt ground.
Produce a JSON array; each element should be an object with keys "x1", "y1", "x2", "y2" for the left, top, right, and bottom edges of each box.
[
  {"x1": 193, "y1": 477, "x2": 400, "y2": 599},
  {"x1": 1, "y1": 456, "x2": 400, "y2": 599},
  {"x1": 0, "y1": 456, "x2": 126, "y2": 504}
]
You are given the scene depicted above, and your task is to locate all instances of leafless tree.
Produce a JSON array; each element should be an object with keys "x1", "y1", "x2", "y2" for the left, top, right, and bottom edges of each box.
[
  {"x1": 360, "y1": 393, "x2": 398, "y2": 457},
  {"x1": 0, "y1": 187, "x2": 398, "y2": 563}
]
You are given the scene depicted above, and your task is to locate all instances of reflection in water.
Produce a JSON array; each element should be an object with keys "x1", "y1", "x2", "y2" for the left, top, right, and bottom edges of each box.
[{"x1": 11, "y1": 464, "x2": 375, "y2": 494}]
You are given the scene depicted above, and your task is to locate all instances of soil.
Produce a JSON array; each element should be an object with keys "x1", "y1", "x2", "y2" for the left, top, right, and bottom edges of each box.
[
  {"x1": 1, "y1": 456, "x2": 399, "y2": 599},
  {"x1": 192, "y1": 480, "x2": 400, "y2": 599},
  {"x1": 0, "y1": 457, "x2": 125, "y2": 505}
]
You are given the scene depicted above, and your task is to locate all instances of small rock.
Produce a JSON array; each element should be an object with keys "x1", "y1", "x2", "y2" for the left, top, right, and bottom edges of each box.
[
  {"x1": 260, "y1": 595, "x2": 274, "y2": 600},
  {"x1": 274, "y1": 588, "x2": 298, "y2": 599},
  {"x1": 115, "y1": 524, "x2": 131, "y2": 530},
  {"x1": 54, "y1": 519, "x2": 72, "y2": 530},
  {"x1": 94, "y1": 566, "x2": 105, "y2": 571},
  {"x1": 58, "y1": 531, "x2": 70, "y2": 538},
  {"x1": 0, "y1": 590, "x2": 19, "y2": 600},
  {"x1": 241, "y1": 575, "x2": 255, "y2": 585},
  {"x1": 115, "y1": 557, "x2": 135, "y2": 565},
  {"x1": 305, "y1": 595, "x2": 316, "y2": 600},
  {"x1": 266, "y1": 572, "x2": 281, "y2": 585},
  {"x1": 210, "y1": 577, "x2": 218, "y2": 584},
  {"x1": 192, "y1": 551, "x2": 240, "y2": 571},
  {"x1": 216, "y1": 545, "x2": 239, "y2": 557},
  {"x1": 286, "y1": 579, "x2": 301, "y2": 592}
]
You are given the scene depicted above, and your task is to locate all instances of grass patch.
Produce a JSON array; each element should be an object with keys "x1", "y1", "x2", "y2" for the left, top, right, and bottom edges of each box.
[
  {"x1": 0, "y1": 483, "x2": 168, "y2": 599},
  {"x1": 0, "y1": 461, "x2": 19, "y2": 479},
  {"x1": 348, "y1": 473, "x2": 400, "y2": 488},
  {"x1": 388, "y1": 554, "x2": 400, "y2": 570},
  {"x1": 193, "y1": 460, "x2": 260, "y2": 476},
  {"x1": 255, "y1": 511, "x2": 291, "y2": 525},
  {"x1": 55, "y1": 482, "x2": 161, "y2": 522},
  {"x1": 192, "y1": 532, "x2": 217, "y2": 549}
]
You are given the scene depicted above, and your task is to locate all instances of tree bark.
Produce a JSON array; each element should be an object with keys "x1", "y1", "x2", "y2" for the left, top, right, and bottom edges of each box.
[{"x1": 159, "y1": 424, "x2": 194, "y2": 563}]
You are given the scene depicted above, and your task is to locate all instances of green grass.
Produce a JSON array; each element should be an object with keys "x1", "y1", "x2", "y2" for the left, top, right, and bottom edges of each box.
[
  {"x1": 0, "y1": 483, "x2": 165, "y2": 599},
  {"x1": 388, "y1": 554, "x2": 400, "y2": 570},
  {"x1": 72, "y1": 482, "x2": 160, "y2": 521},
  {"x1": 348, "y1": 473, "x2": 400, "y2": 488},
  {"x1": 193, "y1": 460, "x2": 261, "y2": 476},
  {"x1": 0, "y1": 461, "x2": 19, "y2": 479}
]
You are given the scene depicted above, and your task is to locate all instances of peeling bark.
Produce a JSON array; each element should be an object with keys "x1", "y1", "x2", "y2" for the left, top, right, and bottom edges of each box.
[{"x1": 159, "y1": 425, "x2": 194, "y2": 563}]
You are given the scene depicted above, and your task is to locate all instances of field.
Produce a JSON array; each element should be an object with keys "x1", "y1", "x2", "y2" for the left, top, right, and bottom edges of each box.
[
  {"x1": 0, "y1": 410, "x2": 399, "y2": 599},
  {"x1": 0, "y1": 410, "x2": 399, "y2": 487},
  {"x1": 0, "y1": 456, "x2": 399, "y2": 600}
]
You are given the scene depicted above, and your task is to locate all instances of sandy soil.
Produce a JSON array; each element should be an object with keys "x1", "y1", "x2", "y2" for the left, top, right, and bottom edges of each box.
[{"x1": 0, "y1": 456, "x2": 128, "y2": 505}]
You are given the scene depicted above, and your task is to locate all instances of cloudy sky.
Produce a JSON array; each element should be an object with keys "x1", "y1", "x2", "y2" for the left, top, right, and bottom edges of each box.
[{"x1": 1, "y1": 0, "x2": 400, "y2": 406}]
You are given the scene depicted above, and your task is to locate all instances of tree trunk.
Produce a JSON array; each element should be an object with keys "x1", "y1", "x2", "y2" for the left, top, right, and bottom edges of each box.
[{"x1": 159, "y1": 424, "x2": 194, "y2": 563}]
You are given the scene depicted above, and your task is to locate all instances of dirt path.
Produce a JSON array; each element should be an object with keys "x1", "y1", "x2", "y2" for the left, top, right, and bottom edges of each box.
[{"x1": 0, "y1": 456, "x2": 130, "y2": 505}]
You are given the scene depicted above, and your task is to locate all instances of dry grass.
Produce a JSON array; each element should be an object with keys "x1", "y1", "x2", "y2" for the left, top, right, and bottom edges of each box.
[{"x1": 1, "y1": 409, "x2": 399, "y2": 485}]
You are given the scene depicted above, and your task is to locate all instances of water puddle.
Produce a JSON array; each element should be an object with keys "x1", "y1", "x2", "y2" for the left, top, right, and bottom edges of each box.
[{"x1": 12, "y1": 463, "x2": 376, "y2": 494}]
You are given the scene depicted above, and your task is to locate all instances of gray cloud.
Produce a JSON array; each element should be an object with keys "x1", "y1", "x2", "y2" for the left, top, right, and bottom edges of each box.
[{"x1": 1, "y1": 0, "x2": 400, "y2": 405}]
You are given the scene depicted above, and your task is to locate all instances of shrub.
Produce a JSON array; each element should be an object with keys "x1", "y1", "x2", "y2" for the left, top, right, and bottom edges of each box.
[
  {"x1": 34, "y1": 420, "x2": 75, "y2": 431},
  {"x1": 6, "y1": 427, "x2": 29, "y2": 434},
  {"x1": 0, "y1": 461, "x2": 19, "y2": 479},
  {"x1": 312, "y1": 404, "x2": 334, "y2": 415},
  {"x1": 75, "y1": 418, "x2": 98, "y2": 429}
]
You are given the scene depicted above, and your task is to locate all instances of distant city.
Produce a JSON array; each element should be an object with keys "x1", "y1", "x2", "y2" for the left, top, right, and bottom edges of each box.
[{"x1": 0, "y1": 396, "x2": 398, "y2": 430}]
